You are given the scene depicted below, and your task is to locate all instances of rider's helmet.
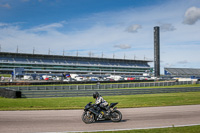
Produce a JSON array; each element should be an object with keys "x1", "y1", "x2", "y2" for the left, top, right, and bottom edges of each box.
[{"x1": 93, "y1": 92, "x2": 99, "y2": 99}]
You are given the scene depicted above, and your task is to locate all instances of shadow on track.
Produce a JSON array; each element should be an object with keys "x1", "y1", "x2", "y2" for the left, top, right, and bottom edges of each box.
[{"x1": 94, "y1": 119, "x2": 128, "y2": 124}]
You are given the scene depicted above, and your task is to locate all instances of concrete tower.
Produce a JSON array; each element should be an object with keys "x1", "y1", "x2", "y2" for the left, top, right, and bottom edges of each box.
[{"x1": 154, "y1": 26, "x2": 160, "y2": 77}]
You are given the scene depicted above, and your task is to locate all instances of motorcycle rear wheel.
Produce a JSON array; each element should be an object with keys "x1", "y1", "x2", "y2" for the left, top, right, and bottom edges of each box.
[
  {"x1": 110, "y1": 110, "x2": 122, "y2": 122},
  {"x1": 81, "y1": 111, "x2": 95, "y2": 124}
]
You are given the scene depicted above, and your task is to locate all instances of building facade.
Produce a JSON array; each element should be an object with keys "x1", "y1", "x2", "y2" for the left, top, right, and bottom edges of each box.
[{"x1": 0, "y1": 52, "x2": 153, "y2": 76}]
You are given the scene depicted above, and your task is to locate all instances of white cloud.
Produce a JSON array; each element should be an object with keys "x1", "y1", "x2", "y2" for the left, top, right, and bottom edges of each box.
[
  {"x1": 159, "y1": 23, "x2": 176, "y2": 32},
  {"x1": 114, "y1": 44, "x2": 131, "y2": 49},
  {"x1": 0, "y1": 23, "x2": 9, "y2": 27},
  {"x1": 125, "y1": 24, "x2": 142, "y2": 33},
  {"x1": 183, "y1": 6, "x2": 200, "y2": 25},
  {"x1": 177, "y1": 60, "x2": 189, "y2": 64},
  {"x1": 30, "y1": 21, "x2": 66, "y2": 32}
]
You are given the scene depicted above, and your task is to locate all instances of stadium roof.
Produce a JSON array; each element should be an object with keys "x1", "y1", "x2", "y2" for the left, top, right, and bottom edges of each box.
[{"x1": 0, "y1": 52, "x2": 152, "y2": 63}]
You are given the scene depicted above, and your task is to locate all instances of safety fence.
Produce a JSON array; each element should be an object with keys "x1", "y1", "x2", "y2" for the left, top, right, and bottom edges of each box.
[
  {"x1": 0, "y1": 81, "x2": 199, "y2": 98},
  {"x1": 19, "y1": 87, "x2": 200, "y2": 98},
  {"x1": 2, "y1": 81, "x2": 198, "y2": 91}
]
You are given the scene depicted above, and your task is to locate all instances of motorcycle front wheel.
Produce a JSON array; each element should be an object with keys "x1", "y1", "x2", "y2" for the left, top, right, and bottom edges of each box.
[
  {"x1": 81, "y1": 111, "x2": 95, "y2": 124},
  {"x1": 110, "y1": 110, "x2": 122, "y2": 122}
]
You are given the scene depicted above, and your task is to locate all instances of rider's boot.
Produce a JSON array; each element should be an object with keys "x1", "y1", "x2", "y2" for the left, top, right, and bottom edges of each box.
[
  {"x1": 97, "y1": 112, "x2": 103, "y2": 120},
  {"x1": 105, "y1": 106, "x2": 111, "y2": 116}
]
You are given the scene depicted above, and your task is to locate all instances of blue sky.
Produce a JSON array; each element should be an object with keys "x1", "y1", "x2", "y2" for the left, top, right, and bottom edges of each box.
[{"x1": 0, "y1": 0, "x2": 200, "y2": 74}]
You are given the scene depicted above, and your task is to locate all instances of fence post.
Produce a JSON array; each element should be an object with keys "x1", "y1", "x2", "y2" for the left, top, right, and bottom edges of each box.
[{"x1": 77, "y1": 85, "x2": 79, "y2": 90}]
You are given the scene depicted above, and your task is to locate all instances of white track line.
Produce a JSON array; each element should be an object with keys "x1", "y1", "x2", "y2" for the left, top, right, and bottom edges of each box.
[{"x1": 39, "y1": 123, "x2": 200, "y2": 133}]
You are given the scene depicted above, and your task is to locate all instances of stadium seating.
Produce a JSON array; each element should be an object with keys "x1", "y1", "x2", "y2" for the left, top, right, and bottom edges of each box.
[
  {"x1": 165, "y1": 68, "x2": 200, "y2": 76},
  {"x1": 0, "y1": 52, "x2": 152, "y2": 76},
  {"x1": 1, "y1": 55, "x2": 149, "y2": 67},
  {"x1": 0, "y1": 55, "x2": 150, "y2": 68}
]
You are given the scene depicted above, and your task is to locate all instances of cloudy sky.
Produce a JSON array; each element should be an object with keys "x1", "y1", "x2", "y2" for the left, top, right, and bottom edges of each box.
[{"x1": 0, "y1": 0, "x2": 200, "y2": 73}]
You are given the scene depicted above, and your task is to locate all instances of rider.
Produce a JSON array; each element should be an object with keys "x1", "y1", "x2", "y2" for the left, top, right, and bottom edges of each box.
[{"x1": 93, "y1": 92, "x2": 109, "y2": 119}]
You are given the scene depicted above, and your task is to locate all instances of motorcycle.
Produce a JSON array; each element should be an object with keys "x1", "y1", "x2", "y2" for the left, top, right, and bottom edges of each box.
[{"x1": 81, "y1": 102, "x2": 122, "y2": 124}]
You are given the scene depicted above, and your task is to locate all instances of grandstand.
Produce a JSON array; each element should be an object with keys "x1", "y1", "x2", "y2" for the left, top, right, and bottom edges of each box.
[
  {"x1": 164, "y1": 68, "x2": 200, "y2": 77},
  {"x1": 0, "y1": 52, "x2": 153, "y2": 76}
]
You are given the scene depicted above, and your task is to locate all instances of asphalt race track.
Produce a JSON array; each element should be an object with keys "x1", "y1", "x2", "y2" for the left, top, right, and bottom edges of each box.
[{"x1": 0, "y1": 105, "x2": 200, "y2": 133}]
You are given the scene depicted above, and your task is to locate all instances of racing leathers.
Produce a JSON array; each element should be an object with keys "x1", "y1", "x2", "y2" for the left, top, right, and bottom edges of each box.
[
  {"x1": 95, "y1": 96, "x2": 108, "y2": 119},
  {"x1": 95, "y1": 96, "x2": 108, "y2": 108}
]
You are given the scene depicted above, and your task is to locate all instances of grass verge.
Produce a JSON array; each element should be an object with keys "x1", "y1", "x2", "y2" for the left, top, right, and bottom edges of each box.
[
  {"x1": 0, "y1": 74, "x2": 11, "y2": 77},
  {"x1": 0, "y1": 92, "x2": 200, "y2": 110},
  {"x1": 86, "y1": 125, "x2": 200, "y2": 133}
]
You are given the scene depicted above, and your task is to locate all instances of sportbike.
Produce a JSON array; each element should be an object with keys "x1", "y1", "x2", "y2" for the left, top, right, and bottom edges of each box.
[{"x1": 82, "y1": 102, "x2": 122, "y2": 124}]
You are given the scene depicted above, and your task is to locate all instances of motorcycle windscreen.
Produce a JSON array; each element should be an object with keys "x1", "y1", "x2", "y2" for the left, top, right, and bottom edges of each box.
[{"x1": 109, "y1": 103, "x2": 118, "y2": 108}]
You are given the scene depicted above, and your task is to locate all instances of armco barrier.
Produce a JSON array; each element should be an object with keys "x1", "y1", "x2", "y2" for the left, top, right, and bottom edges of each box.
[
  {"x1": 3, "y1": 81, "x2": 196, "y2": 91},
  {"x1": 0, "y1": 81, "x2": 199, "y2": 98},
  {"x1": 0, "y1": 79, "x2": 155, "y2": 86},
  {"x1": 19, "y1": 87, "x2": 200, "y2": 98}
]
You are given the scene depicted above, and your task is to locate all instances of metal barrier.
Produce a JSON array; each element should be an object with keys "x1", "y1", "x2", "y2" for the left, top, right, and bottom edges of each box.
[
  {"x1": 1, "y1": 81, "x2": 199, "y2": 98},
  {"x1": 2, "y1": 81, "x2": 197, "y2": 91},
  {"x1": 20, "y1": 87, "x2": 200, "y2": 98}
]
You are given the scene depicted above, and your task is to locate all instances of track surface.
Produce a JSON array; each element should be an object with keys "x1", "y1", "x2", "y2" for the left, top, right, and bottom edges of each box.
[{"x1": 0, "y1": 105, "x2": 200, "y2": 133}]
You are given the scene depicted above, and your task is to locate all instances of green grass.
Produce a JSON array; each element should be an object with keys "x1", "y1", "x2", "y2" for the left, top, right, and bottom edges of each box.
[
  {"x1": 0, "y1": 74, "x2": 11, "y2": 77},
  {"x1": 0, "y1": 92, "x2": 200, "y2": 110},
  {"x1": 86, "y1": 125, "x2": 200, "y2": 133}
]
